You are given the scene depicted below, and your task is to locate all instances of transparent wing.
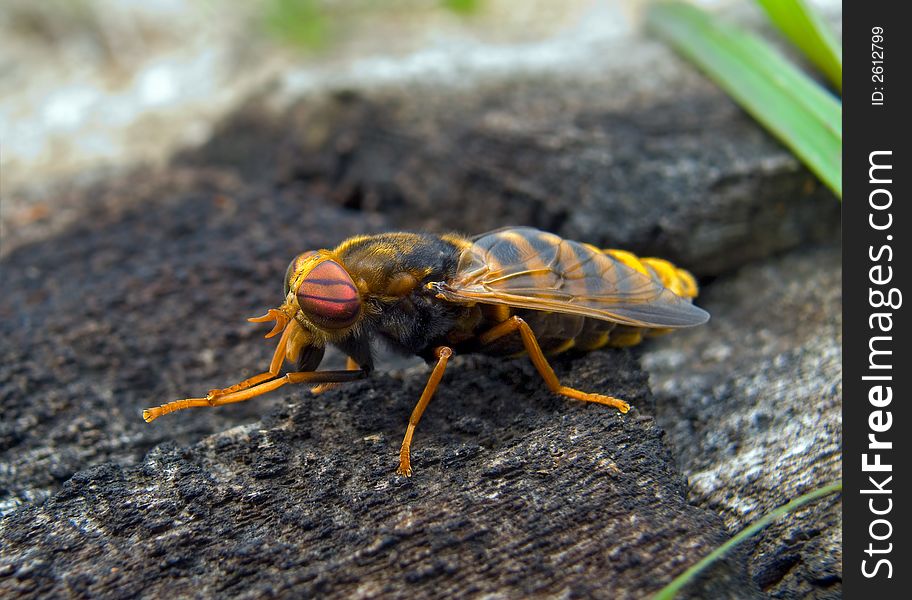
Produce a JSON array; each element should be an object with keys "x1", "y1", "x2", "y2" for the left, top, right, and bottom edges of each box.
[{"x1": 435, "y1": 227, "x2": 709, "y2": 328}]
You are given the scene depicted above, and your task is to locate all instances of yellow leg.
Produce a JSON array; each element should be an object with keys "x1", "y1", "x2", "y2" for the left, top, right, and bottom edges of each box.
[
  {"x1": 143, "y1": 368, "x2": 366, "y2": 422},
  {"x1": 397, "y1": 346, "x2": 453, "y2": 477},
  {"x1": 202, "y1": 322, "x2": 296, "y2": 400},
  {"x1": 479, "y1": 317, "x2": 630, "y2": 413}
]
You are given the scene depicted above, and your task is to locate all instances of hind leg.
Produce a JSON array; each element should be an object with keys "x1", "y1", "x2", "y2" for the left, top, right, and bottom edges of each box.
[{"x1": 478, "y1": 316, "x2": 629, "y2": 412}]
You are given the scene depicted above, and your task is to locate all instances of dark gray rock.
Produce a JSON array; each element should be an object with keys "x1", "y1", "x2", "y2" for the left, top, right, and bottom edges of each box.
[
  {"x1": 643, "y1": 245, "x2": 842, "y2": 598},
  {"x1": 0, "y1": 348, "x2": 757, "y2": 599}
]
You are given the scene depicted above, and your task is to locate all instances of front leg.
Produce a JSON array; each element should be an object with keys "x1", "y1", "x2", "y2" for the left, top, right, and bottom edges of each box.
[
  {"x1": 203, "y1": 320, "x2": 298, "y2": 399},
  {"x1": 143, "y1": 368, "x2": 368, "y2": 422}
]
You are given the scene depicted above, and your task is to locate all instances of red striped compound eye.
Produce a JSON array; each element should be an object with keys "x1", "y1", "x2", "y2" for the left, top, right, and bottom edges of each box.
[{"x1": 295, "y1": 259, "x2": 361, "y2": 329}]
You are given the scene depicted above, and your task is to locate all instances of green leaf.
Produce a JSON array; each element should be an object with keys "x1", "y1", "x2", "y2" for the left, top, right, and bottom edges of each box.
[
  {"x1": 651, "y1": 481, "x2": 842, "y2": 600},
  {"x1": 646, "y1": 1, "x2": 842, "y2": 199},
  {"x1": 756, "y1": 0, "x2": 842, "y2": 91}
]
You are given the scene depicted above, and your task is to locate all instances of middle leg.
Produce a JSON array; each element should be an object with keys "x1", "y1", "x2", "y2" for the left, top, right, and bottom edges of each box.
[
  {"x1": 311, "y1": 356, "x2": 361, "y2": 394},
  {"x1": 397, "y1": 346, "x2": 453, "y2": 477}
]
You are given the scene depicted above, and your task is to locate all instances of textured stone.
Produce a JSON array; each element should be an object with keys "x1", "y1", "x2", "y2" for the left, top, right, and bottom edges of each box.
[
  {"x1": 643, "y1": 245, "x2": 842, "y2": 598},
  {"x1": 0, "y1": 347, "x2": 759, "y2": 599}
]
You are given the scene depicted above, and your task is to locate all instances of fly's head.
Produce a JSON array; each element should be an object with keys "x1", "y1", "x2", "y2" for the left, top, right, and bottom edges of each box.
[{"x1": 248, "y1": 250, "x2": 364, "y2": 343}]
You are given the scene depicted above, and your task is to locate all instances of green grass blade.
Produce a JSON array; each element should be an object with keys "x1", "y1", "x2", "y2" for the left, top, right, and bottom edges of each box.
[
  {"x1": 756, "y1": 0, "x2": 842, "y2": 90},
  {"x1": 646, "y1": 1, "x2": 842, "y2": 198},
  {"x1": 651, "y1": 481, "x2": 842, "y2": 600}
]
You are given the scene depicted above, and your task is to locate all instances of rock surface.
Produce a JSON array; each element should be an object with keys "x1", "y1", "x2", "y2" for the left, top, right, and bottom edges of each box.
[
  {"x1": 643, "y1": 245, "x2": 842, "y2": 598},
  {"x1": 0, "y1": 348, "x2": 757, "y2": 598}
]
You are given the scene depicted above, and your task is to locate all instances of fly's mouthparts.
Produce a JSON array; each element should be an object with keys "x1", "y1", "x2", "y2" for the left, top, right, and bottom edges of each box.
[{"x1": 247, "y1": 306, "x2": 292, "y2": 338}]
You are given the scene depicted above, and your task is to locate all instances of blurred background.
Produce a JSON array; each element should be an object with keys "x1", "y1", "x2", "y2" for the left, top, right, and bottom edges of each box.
[
  {"x1": 1, "y1": 0, "x2": 838, "y2": 241},
  {"x1": 2, "y1": 0, "x2": 631, "y2": 214}
]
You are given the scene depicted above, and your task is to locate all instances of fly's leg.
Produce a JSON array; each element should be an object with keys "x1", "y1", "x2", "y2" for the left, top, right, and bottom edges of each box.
[
  {"x1": 203, "y1": 322, "x2": 296, "y2": 400},
  {"x1": 311, "y1": 357, "x2": 360, "y2": 395},
  {"x1": 143, "y1": 368, "x2": 367, "y2": 422},
  {"x1": 397, "y1": 346, "x2": 453, "y2": 477},
  {"x1": 479, "y1": 316, "x2": 630, "y2": 413}
]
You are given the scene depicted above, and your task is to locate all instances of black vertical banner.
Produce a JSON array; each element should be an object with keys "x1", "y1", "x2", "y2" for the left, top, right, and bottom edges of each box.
[{"x1": 844, "y1": 1, "x2": 911, "y2": 596}]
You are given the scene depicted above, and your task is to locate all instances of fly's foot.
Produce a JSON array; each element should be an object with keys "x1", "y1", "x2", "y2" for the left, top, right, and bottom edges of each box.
[
  {"x1": 583, "y1": 392, "x2": 630, "y2": 413},
  {"x1": 397, "y1": 449, "x2": 413, "y2": 477},
  {"x1": 311, "y1": 382, "x2": 343, "y2": 395},
  {"x1": 142, "y1": 397, "x2": 209, "y2": 422},
  {"x1": 555, "y1": 385, "x2": 630, "y2": 413}
]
